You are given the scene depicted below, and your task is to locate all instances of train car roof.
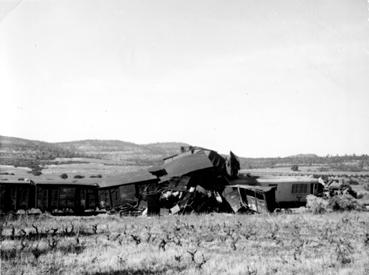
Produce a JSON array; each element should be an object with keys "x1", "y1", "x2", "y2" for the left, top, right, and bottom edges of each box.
[
  {"x1": 226, "y1": 184, "x2": 276, "y2": 192},
  {"x1": 256, "y1": 176, "x2": 319, "y2": 184},
  {"x1": 0, "y1": 174, "x2": 99, "y2": 186},
  {"x1": 0, "y1": 175, "x2": 34, "y2": 184},
  {"x1": 162, "y1": 151, "x2": 215, "y2": 177},
  {"x1": 35, "y1": 178, "x2": 99, "y2": 187},
  {"x1": 99, "y1": 170, "x2": 158, "y2": 188}
]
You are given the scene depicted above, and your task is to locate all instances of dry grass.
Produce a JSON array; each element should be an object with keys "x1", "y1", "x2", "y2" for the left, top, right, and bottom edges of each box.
[{"x1": 1, "y1": 212, "x2": 369, "y2": 275}]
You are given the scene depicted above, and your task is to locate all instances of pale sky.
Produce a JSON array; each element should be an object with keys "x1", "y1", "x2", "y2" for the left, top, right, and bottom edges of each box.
[{"x1": 0, "y1": 0, "x2": 369, "y2": 157}]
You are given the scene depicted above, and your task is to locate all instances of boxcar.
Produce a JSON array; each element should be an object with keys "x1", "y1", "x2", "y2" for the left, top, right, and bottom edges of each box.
[
  {"x1": 35, "y1": 180, "x2": 98, "y2": 214},
  {"x1": 0, "y1": 178, "x2": 35, "y2": 213}
]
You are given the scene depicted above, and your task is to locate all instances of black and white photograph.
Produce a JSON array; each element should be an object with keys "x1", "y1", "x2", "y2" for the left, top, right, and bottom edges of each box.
[{"x1": 1, "y1": 0, "x2": 369, "y2": 274}]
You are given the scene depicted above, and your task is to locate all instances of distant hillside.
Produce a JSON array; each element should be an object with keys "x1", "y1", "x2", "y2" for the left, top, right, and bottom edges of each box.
[
  {"x1": 2, "y1": 135, "x2": 368, "y2": 172},
  {"x1": 0, "y1": 136, "x2": 81, "y2": 159},
  {"x1": 144, "y1": 142, "x2": 189, "y2": 156},
  {"x1": 240, "y1": 154, "x2": 369, "y2": 172},
  {"x1": 0, "y1": 136, "x2": 189, "y2": 168},
  {"x1": 0, "y1": 135, "x2": 84, "y2": 169},
  {"x1": 287, "y1": 154, "x2": 319, "y2": 159}
]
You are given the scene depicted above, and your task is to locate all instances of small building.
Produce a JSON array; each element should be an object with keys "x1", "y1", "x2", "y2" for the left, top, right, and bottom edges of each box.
[{"x1": 98, "y1": 170, "x2": 159, "y2": 210}]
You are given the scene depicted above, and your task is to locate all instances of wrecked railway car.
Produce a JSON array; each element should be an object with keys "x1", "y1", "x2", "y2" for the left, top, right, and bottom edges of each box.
[
  {"x1": 148, "y1": 146, "x2": 237, "y2": 214},
  {"x1": 225, "y1": 175, "x2": 324, "y2": 211},
  {"x1": 224, "y1": 184, "x2": 276, "y2": 213},
  {"x1": 98, "y1": 170, "x2": 158, "y2": 211},
  {"x1": 256, "y1": 176, "x2": 324, "y2": 208}
]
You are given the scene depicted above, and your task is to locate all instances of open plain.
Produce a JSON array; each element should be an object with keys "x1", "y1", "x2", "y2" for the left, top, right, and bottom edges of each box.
[{"x1": 1, "y1": 212, "x2": 369, "y2": 275}]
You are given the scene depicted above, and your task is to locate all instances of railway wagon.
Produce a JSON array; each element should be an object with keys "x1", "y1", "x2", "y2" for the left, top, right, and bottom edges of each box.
[
  {"x1": 256, "y1": 176, "x2": 324, "y2": 208},
  {"x1": 0, "y1": 178, "x2": 35, "y2": 213},
  {"x1": 223, "y1": 184, "x2": 276, "y2": 213},
  {"x1": 35, "y1": 179, "x2": 99, "y2": 214},
  {"x1": 98, "y1": 170, "x2": 158, "y2": 210}
]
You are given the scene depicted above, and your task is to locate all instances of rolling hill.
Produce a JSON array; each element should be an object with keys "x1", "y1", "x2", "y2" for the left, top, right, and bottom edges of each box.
[
  {"x1": 0, "y1": 135, "x2": 189, "y2": 168},
  {"x1": 1, "y1": 135, "x2": 368, "y2": 173}
]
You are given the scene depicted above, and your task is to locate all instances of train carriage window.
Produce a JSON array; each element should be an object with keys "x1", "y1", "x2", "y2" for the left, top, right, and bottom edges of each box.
[{"x1": 291, "y1": 184, "x2": 308, "y2": 194}]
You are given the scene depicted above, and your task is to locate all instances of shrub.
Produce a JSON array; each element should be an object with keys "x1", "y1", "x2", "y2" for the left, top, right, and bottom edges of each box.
[
  {"x1": 347, "y1": 178, "x2": 359, "y2": 185},
  {"x1": 32, "y1": 171, "x2": 42, "y2": 176},
  {"x1": 328, "y1": 194, "x2": 364, "y2": 211},
  {"x1": 74, "y1": 175, "x2": 84, "y2": 179},
  {"x1": 291, "y1": 165, "x2": 299, "y2": 171},
  {"x1": 306, "y1": 195, "x2": 328, "y2": 214},
  {"x1": 60, "y1": 173, "x2": 68, "y2": 179},
  {"x1": 363, "y1": 182, "x2": 369, "y2": 192}
]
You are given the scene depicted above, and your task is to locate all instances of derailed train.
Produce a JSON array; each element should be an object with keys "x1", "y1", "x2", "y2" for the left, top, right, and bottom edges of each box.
[
  {"x1": 0, "y1": 146, "x2": 324, "y2": 215},
  {"x1": 0, "y1": 177, "x2": 100, "y2": 214}
]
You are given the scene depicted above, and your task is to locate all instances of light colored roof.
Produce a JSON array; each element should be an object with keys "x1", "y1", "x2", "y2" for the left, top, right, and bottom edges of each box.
[
  {"x1": 35, "y1": 178, "x2": 99, "y2": 186},
  {"x1": 256, "y1": 176, "x2": 319, "y2": 184},
  {"x1": 226, "y1": 184, "x2": 276, "y2": 192},
  {"x1": 163, "y1": 151, "x2": 214, "y2": 177}
]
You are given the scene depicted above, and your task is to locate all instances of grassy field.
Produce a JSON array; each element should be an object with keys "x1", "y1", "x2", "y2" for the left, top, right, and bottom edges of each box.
[{"x1": 1, "y1": 212, "x2": 369, "y2": 275}]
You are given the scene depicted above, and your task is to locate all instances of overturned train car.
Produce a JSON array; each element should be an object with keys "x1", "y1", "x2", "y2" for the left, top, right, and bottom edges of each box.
[
  {"x1": 224, "y1": 176, "x2": 324, "y2": 213},
  {"x1": 223, "y1": 185, "x2": 276, "y2": 213}
]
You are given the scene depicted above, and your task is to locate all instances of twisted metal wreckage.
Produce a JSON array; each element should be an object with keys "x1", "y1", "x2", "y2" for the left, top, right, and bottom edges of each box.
[
  {"x1": 109, "y1": 146, "x2": 326, "y2": 216},
  {"x1": 2, "y1": 146, "x2": 344, "y2": 216}
]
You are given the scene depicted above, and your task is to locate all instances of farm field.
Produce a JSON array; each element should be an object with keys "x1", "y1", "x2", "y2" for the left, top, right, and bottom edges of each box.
[
  {"x1": 241, "y1": 167, "x2": 369, "y2": 177},
  {"x1": 1, "y1": 212, "x2": 369, "y2": 275}
]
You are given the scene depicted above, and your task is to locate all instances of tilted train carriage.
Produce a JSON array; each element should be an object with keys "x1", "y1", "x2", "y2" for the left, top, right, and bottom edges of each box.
[
  {"x1": 224, "y1": 175, "x2": 324, "y2": 213},
  {"x1": 256, "y1": 176, "x2": 324, "y2": 208}
]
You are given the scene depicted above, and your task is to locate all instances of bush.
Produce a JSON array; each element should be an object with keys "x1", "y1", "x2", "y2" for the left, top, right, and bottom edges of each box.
[
  {"x1": 347, "y1": 178, "x2": 359, "y2": 185},
  {"x1": 306, "y1": 195, "x2": 328, "y2": 214},
  {"x1": 363, "y1": 182, "x2": 369, "y2": 192},
  {"x1": 291, "y1": 165, "x2": 299, "y2": 171},
  {"x1": 74, "y1": 175, "x2": 85, "y2": 179},
  {"x1": 60, "y1": 173, "x2": 68, "y2": 179},
  {"x1": 32, "y1": 170, "x2": 42, "y2": 176},
  {"x1": 328, "y1": 195, "x2": 364, "y2": 211}
]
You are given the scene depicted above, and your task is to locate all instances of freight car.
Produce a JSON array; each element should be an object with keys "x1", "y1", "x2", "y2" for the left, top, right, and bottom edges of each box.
[
  {"x1": 35, "y1": 179, "x2": 99, "y2": 215},
  {"x1": 0, "y1": 177, "x2": 35, "y2": 213},
  {"x1": 0, "y1": 177, "x2": 99, "y2": 215}
]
